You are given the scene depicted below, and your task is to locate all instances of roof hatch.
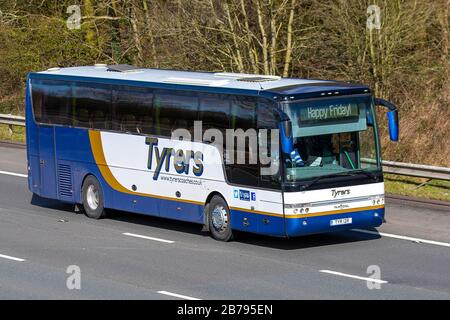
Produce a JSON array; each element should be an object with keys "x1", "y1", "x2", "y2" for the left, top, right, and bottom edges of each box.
[
  {"x1": 107, "y1": 64, "x2": 143, "y2": 73},
  {"x1": 214, "y1": 72, "x2": 281, "y2": 82},
  {"x1": 163, "y1": 77, "x2": 229, "y2": 86}
]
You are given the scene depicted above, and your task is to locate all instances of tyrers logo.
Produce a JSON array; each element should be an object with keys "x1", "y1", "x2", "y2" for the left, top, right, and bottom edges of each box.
[
  {"x1": 145, "y1": 137, "x2": 204, "y2": 180},
  {"x1": 331, "y1": 189, "x2": 351, "y2": 198}
]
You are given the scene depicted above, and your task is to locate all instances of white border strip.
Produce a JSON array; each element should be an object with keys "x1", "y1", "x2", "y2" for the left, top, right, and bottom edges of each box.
[
  {"x1": 123, "y1": 232, "x2": 174, "y2": 244},
  {"x1": 0, "y1": 253, "x2": 26, "y2": 262},
  {"x1": 320, "y1": 270, "x2": 388, "y2": 284},
  {"x1": 157, "y1": 291, "x2": 201, "y2": 300},
  {"x1": 352, "y1": 229, "x2": 450, "y2": 248},
  {"x1": 0, "y1": 170, "x2": 27, "y2": 178}
]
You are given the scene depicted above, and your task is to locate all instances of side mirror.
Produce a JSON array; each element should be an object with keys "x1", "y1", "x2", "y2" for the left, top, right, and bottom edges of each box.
[
  {"x1": 387, "y1": 109, "x2": 399, "y2": 141},
  {"x1": 375, "y1": 98, "x2": 399, "y2": 142},
  {"x1": 280, "y1": 120, "x2": 294, "y2": 154}
]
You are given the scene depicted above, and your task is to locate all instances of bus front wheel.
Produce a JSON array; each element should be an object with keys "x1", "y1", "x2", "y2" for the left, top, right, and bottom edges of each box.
[
  {"x1": 208, "y1": 195, "x2": 234, "y2": 242},
  {"x1": 81, "y1": 175, "x2": 107, "y2": 219}
]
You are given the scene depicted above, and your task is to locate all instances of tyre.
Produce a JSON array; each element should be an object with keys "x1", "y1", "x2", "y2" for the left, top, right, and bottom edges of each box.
[
  {"x1": 81, "y1": 175, "x2": 106, "y2": 219},
  {"x1": 208, "y1": 195, "x2": 233, "y2": 242}
]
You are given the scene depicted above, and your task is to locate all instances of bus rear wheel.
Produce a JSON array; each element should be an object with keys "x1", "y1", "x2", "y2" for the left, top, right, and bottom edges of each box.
[
  {"x1": 82, "y1": 175, "x2": 107, "y2": 219},
  {"x1": 208, "y1": 195, "x2": 233, "y2": 242}
]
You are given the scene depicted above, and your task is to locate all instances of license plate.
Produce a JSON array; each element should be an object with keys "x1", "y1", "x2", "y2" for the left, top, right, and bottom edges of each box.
[{"x1": 330, "y1": 217, "x2": 352, "y2": 226}]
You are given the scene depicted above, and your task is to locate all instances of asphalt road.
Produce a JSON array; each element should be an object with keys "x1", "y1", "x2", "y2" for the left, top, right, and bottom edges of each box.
[{"x1": 0, "y1": 144, "x2": 449, "y2": 299}]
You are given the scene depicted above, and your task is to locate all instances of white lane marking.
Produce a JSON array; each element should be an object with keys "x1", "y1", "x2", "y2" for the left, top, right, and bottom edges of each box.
[
  {"x1": 157, "y1": 291, "x2": 201, "y2": 300},
  {"x1": 0, "y1": 170, "x2": 27, "y2": 178},
  {"x1": 319, "y1": 270, "x2": 388, "y2": 284},
  {"x1": 123, "y1": 232, "x2": 175, "y2": 244},
  {"x1": 352, "y1": 229, "x2": 450, "y2": 248},
  {"x1": 0, "y1": 253, "x2": 26, "y2": 262}
]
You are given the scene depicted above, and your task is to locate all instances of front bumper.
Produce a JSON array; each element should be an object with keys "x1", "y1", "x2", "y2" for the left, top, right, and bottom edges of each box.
[{"x1": 284, "y1": 207, "x2": 385, "y2": 237}]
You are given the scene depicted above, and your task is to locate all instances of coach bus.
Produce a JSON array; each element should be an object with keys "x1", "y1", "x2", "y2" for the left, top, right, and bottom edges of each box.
[{"x1": 25, "y1": 64, "x2": 398, "y2": 241}]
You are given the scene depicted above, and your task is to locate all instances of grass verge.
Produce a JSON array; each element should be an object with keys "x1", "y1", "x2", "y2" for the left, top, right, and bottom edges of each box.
[
  {"x1": 0, "y1": 124, "x2": 26, "y2": 143},
  {"x1": 384, "y1": 174, "x2": 450, "y2": 202}
]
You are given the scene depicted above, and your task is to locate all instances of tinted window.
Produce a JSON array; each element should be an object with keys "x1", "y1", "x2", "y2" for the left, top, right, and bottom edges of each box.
[
  {"x1": 198, "y1": 94, "x2": 230, "y2": 142},
  {"x1": 113, "y1": 86, "x2": 153, "y2": 134},
  {"x1": 154, "y1": 90, "x2": 198, "y2": 138},
  {"x1": 230, "y1": 96, "x2": 256, "y2": 130},
  {"x1": 257, "y1": 99, "x2": 281, "y2": 188},
  {"x1": 227, "y1": 96, "x2": 258, "y2": 186},
  {"x1": 72, "y1": 82, "x2": 111, "y2": 129},
  {"x1": 32, "y1": 80, "x2": 72, "y2": 125}
]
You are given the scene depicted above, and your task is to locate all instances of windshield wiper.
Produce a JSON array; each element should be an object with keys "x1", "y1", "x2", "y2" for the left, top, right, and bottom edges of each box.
[
  {"x1": 299, "y1": 172, "x2": 354, "y2": 191},
  {"x1": 348, "y1": 169, "x2": 379, "y2": 180},
  {"x1": 298, "y1": 170, "x2": 378, "y2": 191}
]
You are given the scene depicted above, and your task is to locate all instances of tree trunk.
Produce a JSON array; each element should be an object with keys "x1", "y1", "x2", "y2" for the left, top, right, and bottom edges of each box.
[
  {"x1": 142, "y1": 0, "x2": 158, "y2": 67},
  {"x1": 283, "y1": 0, "x2": 295, "y2": 77},
  {"x1": 256, "y1": 0, "x2": 269, "y2": 74},
  {"x1": 83, "y1": 0, "x2": 96, "y2": 47},
  {"x1": 130, "y1": 3, "x2": 143, "y2": 65}
]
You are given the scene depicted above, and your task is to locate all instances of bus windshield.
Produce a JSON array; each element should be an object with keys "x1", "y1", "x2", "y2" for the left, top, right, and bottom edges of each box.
[{"x1": 280, "y1": 95, "x2": 380, "y2": 182}]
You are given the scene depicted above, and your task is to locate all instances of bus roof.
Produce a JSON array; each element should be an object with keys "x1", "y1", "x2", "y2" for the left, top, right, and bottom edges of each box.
[{"x1": 34, "y1": 65, "x2": 370, "y2": 98}]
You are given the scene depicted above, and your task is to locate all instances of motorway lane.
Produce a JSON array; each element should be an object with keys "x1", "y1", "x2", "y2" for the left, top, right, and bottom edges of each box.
[
  {"x1": 0, "y1": 144, "x2": 27, "y2": 174},
  {"x1": 0, "y1": 145, "x2": 449, "y2": 299}
]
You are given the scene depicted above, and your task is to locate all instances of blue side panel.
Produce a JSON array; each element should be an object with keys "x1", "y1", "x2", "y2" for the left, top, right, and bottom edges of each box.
[
  {"x1": 155, "y1": 199, "x2": 203, "y2": 223},
  {"x1": 112, "y1": 192, "x2": 159, "y2": 217},
  {"x1": 29, "y1": 155, "x2": 41, "y2": 194},
  {"x1": 230, "y1": 209, "x2": 285, "y2": 237},
  {"x1": 112, "y1": 191, "x2": 203, "y2": 223},
  {"x1": 285, "y1": 208, "x2": 384, "y2": 237},
  {"x1": 258, "y1": 214, "x2": 285, "y2": 236},
  {"x1": 230, "y1": 209, "x2": 259, "y2": 234},
  {"x1": 54, "y1": 127, "x2": 111, "y2": 206},
  {"x1": 38, "y1": 125, "x2": 57, "y2": 198},
  {"x1": 54, "y1": 126, "x2": 94, "y2": 164}
]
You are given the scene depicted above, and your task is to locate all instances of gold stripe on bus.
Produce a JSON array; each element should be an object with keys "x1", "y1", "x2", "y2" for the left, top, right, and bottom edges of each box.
[
  {"x1": 283, "y1": 205, "x2": 385, "y2": 218},
  {"x1": 230, "y1": 205, "x2": 384, "y2": 219},
  {"x1": 229, "y1": 206, "x2": 283, "y2": 217}
]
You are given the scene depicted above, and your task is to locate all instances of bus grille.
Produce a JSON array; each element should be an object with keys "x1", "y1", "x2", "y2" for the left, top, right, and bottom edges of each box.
[{"x1": 58, "y1": 164, "x2": 73, "y2": 197}]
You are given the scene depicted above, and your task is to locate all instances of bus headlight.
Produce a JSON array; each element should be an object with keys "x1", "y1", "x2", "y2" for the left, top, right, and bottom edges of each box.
[{"x1": 369, "y1": 195, "x2": 385, "y2": 206}]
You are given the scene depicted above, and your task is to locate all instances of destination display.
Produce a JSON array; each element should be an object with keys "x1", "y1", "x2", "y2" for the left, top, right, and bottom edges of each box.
[{"x1": 299, "y1": 103, "x2": 359, "y2": 124}]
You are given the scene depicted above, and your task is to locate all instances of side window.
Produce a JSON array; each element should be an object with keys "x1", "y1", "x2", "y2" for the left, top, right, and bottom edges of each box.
[
  {"x1": 31, "y1": 80, "x2": 72, "y2": 125},
  {"x1": 230, "y1": 96, "x2": 256, "y2": 130},
  {"x1": 112, "y1": 86, "x2": 153, "y2": 134},
  {"x1": 257, "y1": 99, "x2": 281, "y2": 188},
  {"x1": 227, "y1": 96, "x2": 258, "y2": 187},
  {"x1": 198, "y1": 93, "x2": 230, "y2": 143},
  {"x1": 31, "y1": 80, "x2": 44, "y2": 123},
  {"x1": 72, "y1": 82, "x2": 111, "y2": 129},
  {"x1": 154, "y1": 90, "x2": 198, "y2": 138}
]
